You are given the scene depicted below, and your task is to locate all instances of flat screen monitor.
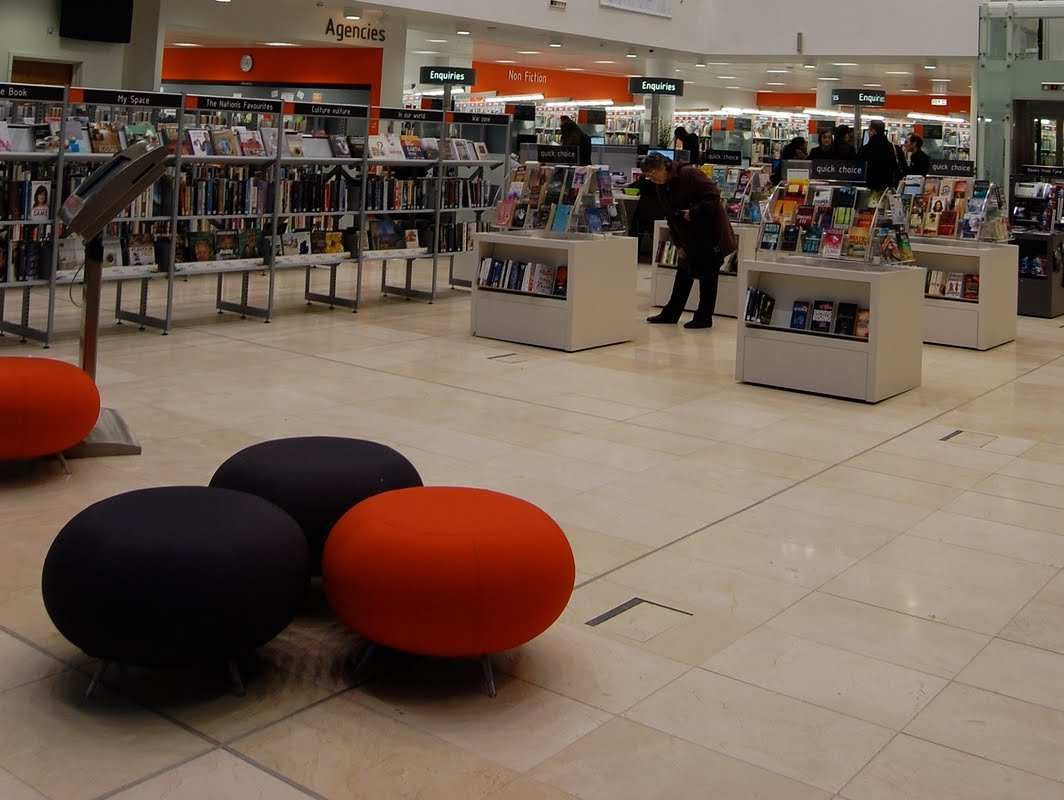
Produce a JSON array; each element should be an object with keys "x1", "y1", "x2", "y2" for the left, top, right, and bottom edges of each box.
[
  {"x1": 590, "y1": 136, "x2": 605, "y2": 145},
  {"x1": 648, "y1": 148, "x2": 675, "y2": 159},
  {"x1": 60, "y1": 0, "x2": 135, "y2": 43}
]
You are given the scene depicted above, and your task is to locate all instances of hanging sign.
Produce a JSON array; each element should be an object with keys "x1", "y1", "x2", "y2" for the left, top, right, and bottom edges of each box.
[
  {"x1": 286, "y1": 101, "x2": 368, "y2": 118},
  {"x1": 929, "y1": 159, "x2": 975, "y2": 178},
  {"x1": 704, "y1": 149, "x2": 743, "y2": 166},
  {"x1": 419, "y1": 66, "x2": 476, "y2": 85},
  {"x1": 76, "y1": 88, "x2": 182, "y2": 108},
  {"x1": 810, "y1": 160, "x2": 867, "y2": 181},
  {"x1": 449, "y1": 112, "x2": 510, "y2": 125},
  {"x1": 537, "y1": 145, "x2": 579, "y2": 164},
  {"x1": 377, "y1": 107, "x2": 444, "y2": 122},
  {"x1": 0, "y1": 82, "x2": 64, "y2": 103},
  {"x1": 830, "y1": 88, "x2": 887, "y2": 107},
  {"x1": 186, "y1": 95, "x2": 281, "y2": 113},
  {"x1": 324, "y1": 17, "x2": 386, "y2": 43},
  {"x1": 628, "y1": 77, "x2": 684, "y2": 96}
]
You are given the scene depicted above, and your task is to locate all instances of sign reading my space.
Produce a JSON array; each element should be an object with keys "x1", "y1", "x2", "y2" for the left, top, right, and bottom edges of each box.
[
  {"x1": 628, "y1": 76, "x2": 684, "y2": 96},
  {"x1": 830, "y1": 88, "x2": 887, "y2": 107},
  {"x1": 929, "y1": 159, "x2": 975, "y2": 178},
  {"x1": 0, "y1": 82, "x2": 65, "y2": 103},
  {"x1": 419, "y1": 66, "x2": 476, "y2": 86},
  {"x1": 810, "y1": 159, "x2": 867, "y2": 182},
  {"x1": 538, "y1": 145, "x2": 580, "y2": 164},
  {"x1": 288, "y1": 101, "x2": 368, "y2": 119},
  {"x1": 704, "y1": 149, "x2": 743, "y2": 166},
  {"x1": 79, "y1": 88, "x2": 182, "y2": 108}
]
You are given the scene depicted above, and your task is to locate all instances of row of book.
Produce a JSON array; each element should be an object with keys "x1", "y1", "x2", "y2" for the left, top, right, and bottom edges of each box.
[
  {"x1": 901, "y1": 176, "x2": 1007, "y2": 241},
  {"x1": 477, "y1": 257, "x2": 569, "y2": 298},
  {"x1": 655, "y1": 239, "x2": 681, "y2": 267},
  {"x1": 2, "y1": 164, "x2": 55, "y2": 222},
  {"x1": 761, "y1": 220, "x2": 913, "y2": 263},
  {"x1": 0, "y1": 235, "x2": 51, "y2": 283},
  {"x1": 925, "y1": 270, "x2": 980, "y2": 301},
  {"x1": 744, "y1": 287, "x2": 870, "y2": 339},
  {"x1": 495, "y1": 163, "x2": 624, "y2": 235}
]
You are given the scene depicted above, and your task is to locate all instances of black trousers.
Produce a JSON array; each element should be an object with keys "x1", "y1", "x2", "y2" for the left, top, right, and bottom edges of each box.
[{"x1": 662, "y1": 267, "x2": 720, "y2": 322}]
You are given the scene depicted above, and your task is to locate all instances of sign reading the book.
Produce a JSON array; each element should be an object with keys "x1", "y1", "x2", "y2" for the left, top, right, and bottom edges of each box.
[
  {"x1": 419, "y1": 67, "x2": 476, "y2": 86},
  {"x1": 77, "y1": 88, "x2": 182, "y2": 109},
  {"x1": 830, "y1": 88, "x2": 887, "y2": 107},
  {"x1": 449, "y1": 112, "x2": 510, "y2": 125},
  {"x1": 287, "y1": 101, "x2": 368, "y2": 119},
  {"x1": 377, "y1": 107, "x2": 444, "y2": 122},
  {"x1": 186, "y1": 95, "x2": 281, "y2": 114},
  {"x1": 810, "y1": 160, "x2": 867, "y2": 181},
  {"x1": 704, "y1": 149, "x2": 743, "y2": 166},
  {"x1": 0, "y1": 82, "x2": 65, "y2": 103},
  {"x1": 929, "y1": 159, "x2": 975, "y2": 178},
  {"x1": 537, "y1": 145, "x2": 579, "y2": 164},
  {"x1": 628, "y1": 77, "x2": 683, "y2": 96}
]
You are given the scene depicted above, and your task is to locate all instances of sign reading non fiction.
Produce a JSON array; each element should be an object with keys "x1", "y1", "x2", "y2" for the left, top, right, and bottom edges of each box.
[
  {"x1": 0, "y1": 82, "x2": 64, "y2": 103},
  {"x1": 287, "y1": 101, "x2": 368, "y2": 118},
  {"x1": 703, "y1": 149, "x2": 743, "y2": 166},
  {"x1": 929, "y1": 159, "x2": 975, "y2": 178},
  {"x1": 420, "y1": 66, "x2": 476, "y2": 86},
  {"x1": 628, "y1": 76, "x2": 684, "y2": 96},
  {"x1": 377, "y1": 106, "x2": 444, "y2": 122},
  {"x1": 830, "y1": 88, "x2": 887, "y2": 107},
  {"x1": 79, "y1": 88, "x2": 182, "y2": 109},
  {"x1": 537, "y1": 145, "x2": 580, "y2": 164},
  {"x1": 810, "y1": 160, "x2": 867, "y2": 182},
  {"x1": 186, "y1": 95, "x2": 281, "y2": 114},
  {"x1": 324, "y1": 17, "x2": 386, "y2": 42},
  {"x1": 449, "y1": 111, "x2": 510, "y2": 125}
]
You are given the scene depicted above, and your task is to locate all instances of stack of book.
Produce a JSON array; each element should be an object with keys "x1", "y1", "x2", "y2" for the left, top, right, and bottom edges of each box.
[{"x1": 788, "y1": 299, "x2": 870, "y2": 339}]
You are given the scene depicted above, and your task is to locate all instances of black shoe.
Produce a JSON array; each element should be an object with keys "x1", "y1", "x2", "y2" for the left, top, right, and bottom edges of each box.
[
  {"x1": 646, "y1": 312, "x2": 680, "y2": 324},
  {"x1": 684, "y1": 318, "x2": 713, "y2": 330}
]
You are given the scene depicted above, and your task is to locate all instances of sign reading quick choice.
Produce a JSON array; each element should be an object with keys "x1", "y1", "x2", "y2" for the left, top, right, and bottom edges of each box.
[
  {"x1": 811, "y1": 160, "x2": 868, "y2": 182},
  {"x1": 537, "y1": 145, "x2": 580, "y2": 164},
  {"x1": 628, "y1": 76, "x2": 684, "y2": 96},
  {"x1": 929, "y1": 159, "x2": 975, "y2": 178},
  {"x1": 830, "y1": 88, "x2": 887, "y2": 107},
  {"x1": 419, "y1": 66, "x2": 476, "y2": 85},
  {"x1": 703, "y1": 149, "x2": 743, "y2": 166}
]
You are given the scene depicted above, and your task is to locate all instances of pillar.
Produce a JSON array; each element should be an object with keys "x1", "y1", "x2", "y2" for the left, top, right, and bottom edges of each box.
[
  {"x1": 378, "y1": 14, "x2": 408, "y2": 107},
  {"x1": 123, "y1": 0, "x2": 164, "y2": 91}
]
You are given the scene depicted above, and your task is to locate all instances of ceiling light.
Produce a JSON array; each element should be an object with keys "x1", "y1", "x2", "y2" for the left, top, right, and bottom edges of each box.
[
  {"x1": 863, "y1": 83, "x2": 882, "y2": 87},
  {"x1": 610, "y1": 105, "x2": 649, "y2": 112},
  {"x1": 456, "y1": 28, "x2": 471, "y2": 35},
  {"x1": 262, "y1": 41, "x2": 297, "y2": 46},
  {"x1": 548, "y1": 39, "x2": 562, "y2": 47},
  {"x1": 761, "y1": 89, "x2": 775, "y2": 93},
  {"x1": 832, "y1": 62, "x2": 858, "y2": 67},
  {"x1": 803, "y1": 64, "x2": 817, "y2": 69},
  {"x1": 674, "y1": 68, "x2": 681, "y2": 72},
  {"x1": 343, "y1": 7, "x2": 360, "y2": 19},
  {"x1": 908, "y1": 112, "x2": 965, "y2": 122},
  {"x1": 517, "y1": 50, "x2": 541, "y2": 55},
  {"x1": 934, "y1": 78, "x2": 952, "y2": 82},
  {"x1": 803, "y1": 108, "x2": 854, "y2": 118},
  {"x1": 496, "y1": 59, "x2": 516, "y2": 63},
  {"x1": 726, "y1": 86, "x2": 742, "y2": 90},
  {"x1": 215, "y1": 0, "x2": 231, "y2": 3},
  {"x1": 696, "y1": 59, "x2": 706, "y2": 67},
  {"x1": 171, "y1": 42, "x2": 201, "y2": 47},
  {"x1": 594, "y1": 60, "x2": 616, "y2": 64},
  {"x1": 543, "y1": 99, "x2": 614, "y2": 107},
  {"x1": 818, "y1": 77, "x2": 841, "y2": 81},
  {"x1": 717, "y1": 75, "x2": 737, "y2": 80},
  {"x1": 565, "y1": 67, "x2": 585, "y2": 71},
  {"x1": 900, "y1": 88, "x2": 920, "y2": 93},
  {"x1": 766, "y1": 69, "x2": 788, "y2": 74},
  {"x1": 413, "y1": 50, "x2": 441, "y2": 55},
  {"x1": 886, "y1": 71, "x2": 912, "y2": 75},
  {"x1": 706, "y1": 62, "x2": 729, "y2": 66},
  {"x1": 625, "y1": 49, "x2": 638, "y2": 59},
  {"x1": 426, "y1": 38, "x2": 447, "y2": 43},
  {"x1": 766, "y1": 82, "x2": 785, "y2": 86},
  {"x1": 924, "y1": 64, "x2": 938, "y2": 70},
  {"x1": 487, "y1": 93, "x2": 545, "y2": 103}
]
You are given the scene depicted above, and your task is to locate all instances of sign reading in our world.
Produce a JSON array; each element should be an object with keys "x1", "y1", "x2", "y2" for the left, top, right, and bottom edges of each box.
[
  {"x1": 628, "y1": 77, "x2": 683, "y2": 96},
  {"x1": 419, "y1": 67, "x2": 476, "y2": 85},
  {"x1": 377, "y1": 106, "x2": 444, "y2": 122},
  {"x1": 830, "y1": 88, "x2": 887, "y2": 107}
]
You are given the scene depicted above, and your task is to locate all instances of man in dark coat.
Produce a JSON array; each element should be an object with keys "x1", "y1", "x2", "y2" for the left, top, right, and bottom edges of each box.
[
  {"x1": 644, "y1": 154, "x2": 737, "y2": 329},
  {"x1": 861, "y1": 119, "x2": 902, "y2": 191},
  {"x1": 906, "y1": 133, "x2": 931, "y2": 176}
]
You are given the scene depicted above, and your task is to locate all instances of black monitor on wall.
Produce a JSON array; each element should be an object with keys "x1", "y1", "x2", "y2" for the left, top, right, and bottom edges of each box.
[{"x1": 60, "y1": 0, "x2": 134, "y2": 44}]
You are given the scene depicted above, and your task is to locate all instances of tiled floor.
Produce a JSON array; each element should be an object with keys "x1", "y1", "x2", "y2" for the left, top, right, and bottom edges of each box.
[{"x1": 3, "y1": 263, "x2": 1064, "y2": 799}]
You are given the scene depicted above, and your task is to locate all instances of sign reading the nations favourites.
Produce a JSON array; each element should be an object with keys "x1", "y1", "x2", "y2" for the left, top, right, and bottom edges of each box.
[
  {"x1": 420, "y1": 67, "x2": 477, "y2": 86},
  {"x1": 185, "y1": 95, "x2": 281, "y2": 114},
  {"x1": 830, "y1": 88, "x2": 887, "y2": 107},
  {"x1": 628, "y1": 76, "x2": 683, "y2": 96}
]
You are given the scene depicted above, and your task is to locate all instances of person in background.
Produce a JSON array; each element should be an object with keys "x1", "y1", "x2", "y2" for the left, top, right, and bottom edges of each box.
[
  {"x1": 833, "y1": 125, "x2": 858, "y2": 159},
  {"x1": 893, "y1": 137, "x2": 909, "y2": 178},
  {"x1": 674, "y1": 126, "x2": 701, "y2": 165},
  {"x1": 808, "y1": 129, "x2": 835, "y2": 159},
  {"x1": 860, "y1": 119, "x2": 902, "y2": 191},
  {"x1": 772, "y1": 136, "x2": 807, "y2": 184},
  {"x1": 559, "y1": 116, "x2": 592, "y2": 166},
  {"x1": 906, "y1": 133, "x2": 931, "y2": 176},
  {"x1": 642, "y1": 153, "x2": 737, "y2": 330}
]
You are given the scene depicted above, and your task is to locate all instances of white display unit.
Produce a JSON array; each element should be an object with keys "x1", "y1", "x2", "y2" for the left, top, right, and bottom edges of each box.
[
  {"x1": 736, "y1": 257, "x2": 925, "y2": 403},
  {"x1": 472, "y1": 231, "x2": 637, "y2": 352},
  {"x1": 911, "y1": 239, "x2": 1018, "y2": 350},
  {"x1": 650, "y1": 221, "x2": 759, "y2": 318}
]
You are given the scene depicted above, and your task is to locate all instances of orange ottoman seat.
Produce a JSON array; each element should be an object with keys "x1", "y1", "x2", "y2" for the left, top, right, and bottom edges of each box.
[
  {"x1": 0, "y1": 357, "x2": 100, "y2": 461},
  {"x1": 323, "y1": 486, "x2": 575, "y2": 663}
]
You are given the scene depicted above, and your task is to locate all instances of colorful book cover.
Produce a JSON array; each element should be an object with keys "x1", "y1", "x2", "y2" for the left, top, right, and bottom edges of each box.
[
  {"x1": 780, "y1": 225, "x2": 800, "y2": 252},
  {"x1": 236, "y1": 127, "x2": 266, "y2": 156},
  {"x1": 760, "y1": 222, "x2": 781, "y2": 250},
  {"x1": 937, "y1": 210, "x2": 959, "y2": 237},
  {"x1": 90, "y1": 122, "x2": 121, "y2": 154},
  {"x1": 821, "y1": 230, "x2": 845, "y2": 258},
  {"x1": 810, "y1": 300, "x2": 835, "y2": 333},
  {"x1": 186, "y1": 128, "x2": 213, "y2": 157},
  {"x1": 187, "y1": 232, "x2": 215, "y2": 262},
  {"x1": 790, "y1": 300, "x2": 810, "y2": 330},
  {"x1": 285, "y1": 133, "x2": 305, "y2": 158},
  {"x1": 215, "y1": 230, "x2": 239, "y2": 260},
  {"x1": 552, "y1": 265, "x2": 568, "y2": 297},
  {"x1": 401, "y1": 135, "x2": 425, "y2": 159},
  {"x1": 855, "y1": 309, "x2": 870, "y2": 339},
  {"x1": 944, "y1": 271, "x2": 965, "y2": 299},
  {"x1": 963, "y1": 274, "x2": 980, "y2": 300},
  {"x1": 835, "y1": 302, "x2": 858, "y2": 336},
  {"x1": 802, "y1": 225, "x2": 823, "y2": 254},
  {"x1": 210, "y1": 129, "x2": 242, "y2": 157}
]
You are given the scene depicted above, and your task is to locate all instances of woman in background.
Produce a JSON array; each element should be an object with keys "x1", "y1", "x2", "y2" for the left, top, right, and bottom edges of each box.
[{"x1": 559, "y1": 116, "x2": 592, "y2": 166}]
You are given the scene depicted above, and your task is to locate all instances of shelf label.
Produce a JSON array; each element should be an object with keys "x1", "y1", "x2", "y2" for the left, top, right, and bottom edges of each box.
[
  {"x1": 377, "y1": 107, "x2": 444, "y2": 121},
  {"x1": 929, "y1": 159, "x2": 975, "y2": 178},
  {"x1": 810, "y1": 159, "x2": 867, "y2": 182},
  {"x1": 704, "y1": 149, "x2": 743, "y2": 166},
  {"x1": 74, "y1": 88, "x2": 182, "y2": 108},
  {"x1": 1023, "y1": 164, "x2": 1064, "y2": 179},
  {"x1": 830, "y1": 88, "x2": 887, "y2": 107},
  {"x1": 419, "y1": 66, "x2": 476, "y2": 85},
  {"x1": 185, "y1": 95, "x2": 282, "y2": 113},
  {"x1": 628, "y1": 76, "x2": 684, "y2": 96},
  {"x1": 0, "y1": 82, "x2": 64, "y2": 103},
  {"x1": 449, "y1": 111, "x2": 510, "y2": 125},
  {"x1": 286, "y1": 101, "x2": 368, "y2": 118},
  {"x1": 537, "y1": 144, "x2": 579, "y2": 164}
]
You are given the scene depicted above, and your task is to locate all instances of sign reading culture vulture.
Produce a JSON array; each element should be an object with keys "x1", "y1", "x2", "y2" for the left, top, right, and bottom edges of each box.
[
  {"x1": 419, "y1": 66, "x2": 476, "y2": 85},
  {"x1": 628, "y1": 76, "x2": 684, "y2": 96},
  {"x1": 831, "y1": 88, "x2": 887, "y2": 107}
]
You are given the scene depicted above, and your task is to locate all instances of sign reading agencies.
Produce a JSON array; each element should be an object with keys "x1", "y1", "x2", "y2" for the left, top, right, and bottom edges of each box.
[
  {"x1": 420, "y1": 66, "x2": 476, "y2": 86},
  {"x1": 830, "y1": 88, "x2": 887, "y2": 107},
  {"x1": 628, "y1": 77, "x2": 683, "y2": 96},
  {"x1": 324, "y1": 17, "x2": 386, "y2": 43}
]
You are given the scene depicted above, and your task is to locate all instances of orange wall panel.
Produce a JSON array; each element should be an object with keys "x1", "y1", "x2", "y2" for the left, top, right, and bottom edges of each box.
[{"x1": 471, "y1": 61, "x2": 632, "y2": 103}]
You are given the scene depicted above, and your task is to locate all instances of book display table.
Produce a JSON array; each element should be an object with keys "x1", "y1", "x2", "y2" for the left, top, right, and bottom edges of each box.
[
  {"x1": 911, "y1": 238, "x2": 1018, "y2": 350},
  {"x1": 1014, "y1": 230, "x2": 1064, "y2": 318},
  {"x1": 736, "y1": 257, "x2": 925, "y2": 403},
  {"x1": 472, "y1": 232, "x2": 637, "y2": 352}
]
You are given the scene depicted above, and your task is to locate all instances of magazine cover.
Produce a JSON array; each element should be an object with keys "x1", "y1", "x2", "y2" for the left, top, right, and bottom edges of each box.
[{"x1": 186, "y1": 128, "x2": 214, "y2": 157}]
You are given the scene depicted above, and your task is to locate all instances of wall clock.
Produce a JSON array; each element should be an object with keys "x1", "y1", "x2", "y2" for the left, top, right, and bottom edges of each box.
[{"x1": 240, "y1": 54, "x2": 254, "y2": 73}]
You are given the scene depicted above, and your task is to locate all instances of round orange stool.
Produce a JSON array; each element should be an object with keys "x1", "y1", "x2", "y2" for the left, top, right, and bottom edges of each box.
[
  {"x1": 0, "y1": 357, "x2": 100, "y2": 461},
  {"x1": 323, "y1": 486, "x2": 575, "y2": 659}
]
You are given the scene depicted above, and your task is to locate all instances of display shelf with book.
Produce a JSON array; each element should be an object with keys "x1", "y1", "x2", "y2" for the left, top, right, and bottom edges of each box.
[
  {"x1": 492, "y1": 162, "x2": 628, "y2": 237},
  {"x1": 472, "y1": 231, "x2": 637, "y2": 351},
  {"x1": 900, "y1": 175, "x2": 1008, "y2": 243},
  {"x1": 735, "y1": 256, "x2": 925, "y2": 402},
  {"x1": 649, "y1": 219, "x2": 760, "y2": 318},
  {"x1": 0, "y1": 81, "x2": 66, "y2": 344}
]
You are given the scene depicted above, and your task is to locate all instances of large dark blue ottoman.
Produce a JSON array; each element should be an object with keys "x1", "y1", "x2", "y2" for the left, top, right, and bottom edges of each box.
[
  {"x1": 42, "y1": 486, "x2": 310, "y2": 670},
  {"x1": 210, "y1": 437, "x2": 423, "y2": 570}
]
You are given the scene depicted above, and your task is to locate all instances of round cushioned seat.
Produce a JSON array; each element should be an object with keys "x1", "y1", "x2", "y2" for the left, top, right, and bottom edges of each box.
[
  {"x1": 42, "y1": 486, "x2": 310, "y2": 667},
  {"x1": 323, "y1": 487, "x2": 575, "y2": 658},
  {"x1": 210, "y1": 437, "x2": 423, "y2": 569},
  {"x1": 0, "y1": 357, "x2": 99, "y2": 461}
]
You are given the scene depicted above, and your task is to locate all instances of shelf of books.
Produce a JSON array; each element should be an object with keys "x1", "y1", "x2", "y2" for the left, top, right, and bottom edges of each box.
[
  {"x1": 493, "y1": 162, "x2": 628, "y2": 237},
  {"x1": 472, "y1": 231, "x2": 637, "y2": 351}
]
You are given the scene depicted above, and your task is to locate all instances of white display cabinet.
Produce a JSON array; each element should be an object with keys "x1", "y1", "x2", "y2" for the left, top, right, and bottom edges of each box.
[
  {"x1": 911, "y1": 239, "x2": 1018, "y2": 350},
  {"x1": 650, "y1": 221, "x2": 759, "y2": 318},
  {"x1": 471, "y1": 231, "x2": 637, "y2": 352},
  {"x1": 735, "y1": 257, "x2": 926, "y2": 403}
]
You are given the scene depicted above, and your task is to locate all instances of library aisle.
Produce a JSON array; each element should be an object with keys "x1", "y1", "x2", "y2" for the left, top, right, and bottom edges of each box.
[{"x1": 3, "y1": 262, "x2": 1064, "y2": 800}]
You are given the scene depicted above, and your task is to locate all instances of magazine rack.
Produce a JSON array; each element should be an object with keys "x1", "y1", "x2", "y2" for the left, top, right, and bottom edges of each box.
[
  {"x1": 492, "y1": 162, "x2": 628, "y2": 237},
  {"x1": 900, "y1": 175, "x2": 1009, "y2": 243}
]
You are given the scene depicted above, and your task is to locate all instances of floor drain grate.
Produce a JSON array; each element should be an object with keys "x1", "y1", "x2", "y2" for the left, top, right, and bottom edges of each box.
[
  {"x1": 586, "y1": 597, "x2": 693, "y2": 626},
  {"x1": 941, "y1": 429, "x2": 999, "y2": 448}
]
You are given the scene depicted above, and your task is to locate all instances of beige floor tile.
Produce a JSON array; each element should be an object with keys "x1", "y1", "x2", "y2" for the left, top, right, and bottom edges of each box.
[
  {"x1": 532, "y1": 717, "x2": 830, "y2": 800},
  {"x1": 957, "y1": 638, "x2": 1064, "y2": 712},
  {"x1": 907, "y1": 510, "x2": 1064, "y2": 566},
  {"x1": 905, "y1": 683, "x2": 1064, "y2": 783},
  {"x1": 563, "y1": 527, "x2": 650, "y2": 581},
  {"x1": 704, "y1": 627, "x2": 947, "y2": 728},
  {"x1": 770, "y1": 593, "x2": 989, "y2": 679},
  {"x1": 483, "y1": 778, "x2": 578, "y2": 800},
  {"x1": 770, "y1": 485, "x2": 934, "y2": 533},
  {"x1": 625, "y1": 669, "x2": 893, "y2": 793},
  {"x1": 728, "y1": 421, "x2": 888, "y2": 463},
  {"x1": 0, "y1": 671, "x2": 211, "y2": 800},
  {"x1": 810, "y1": 466, "x2": 963, "y2": 510},
  {"x1": 847, "y1": 450, "x2": 994, "y2": 489},
  {"x1": 494, "y1": 622, "x2": 690, "y2": 714},
  {"x1": 841, "y1": 734, "x2": 1064, "y2": 800},
  {"x1": 975, "y1": 472, "x2": 1064, "y2": 510},
  {"x1": 547, "y1": 493, "x2": 707, "y2": 549},
  {"x1": 999, "y1": 454, "x2": 1064, "y2": 485},
  {"x1": 234, "y1": 695, "x2": 516, "y2": 799},
  {"x1": 108, "y1": 750, "x2": 312, "y2": 799},
  {"x1": 0, "y1": 768, "x2": 47, "y2": 800},
  {"x1": 354, "y1": 672, "x2": 610, "y2": 772},
  {"x1": 586, "y1": 474, "x2": 753, "y2": 524},
  {"x1": 676, "y1": 440, "x2": 831, "y2": 480},
  {"x1": 943, "y1": 491, "x2": 1064, "y2": 535},
  {"x1": 1021, "y1": 441, "x2": 1064, "y2": 465},
  {"x1": 1001, "y1": 598, "x2": 1064, "y2": 654},
  {"x1": 875, "y1": 438, "x2": 1016, "y2": 472},
  {"x1": 533, "y1": 434, "x2": 680, "y2": 473},
  {"x1": 0, "y1": 632, "x2": 65, "y2": 692},
  {"x1": 823, "y1": 536, "x2": 1056, "y2": 634}
]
